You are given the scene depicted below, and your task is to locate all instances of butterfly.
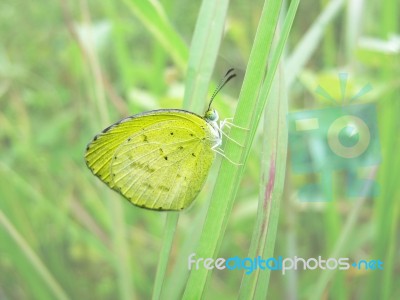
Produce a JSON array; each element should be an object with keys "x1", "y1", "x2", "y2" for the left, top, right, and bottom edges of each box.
[{"x1": 85, "y1": 69, "x2": 236, "y2": 211}]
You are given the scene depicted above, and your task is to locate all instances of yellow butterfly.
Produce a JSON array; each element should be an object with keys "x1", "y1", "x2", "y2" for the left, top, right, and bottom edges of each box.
[{"x1": 85, "y1": 69, "x2": 236, "y2": 211}]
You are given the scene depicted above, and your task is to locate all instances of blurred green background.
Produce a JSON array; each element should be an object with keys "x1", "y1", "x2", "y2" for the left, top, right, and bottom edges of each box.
[{"x1": 0, "y1": 0, "x2": 399, "y2": 299}]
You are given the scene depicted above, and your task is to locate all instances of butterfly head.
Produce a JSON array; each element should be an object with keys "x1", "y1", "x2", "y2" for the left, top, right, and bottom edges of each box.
[{"x1": 204, "y1": 108, "x2": 219, "y2": 123}]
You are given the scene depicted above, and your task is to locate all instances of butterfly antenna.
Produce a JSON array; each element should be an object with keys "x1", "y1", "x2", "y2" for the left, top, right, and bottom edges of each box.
[{"x1": 207, "y1": 68, "x2": 237, "y2": 111}]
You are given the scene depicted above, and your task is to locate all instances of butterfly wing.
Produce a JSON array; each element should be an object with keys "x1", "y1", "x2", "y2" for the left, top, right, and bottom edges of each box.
[{"x1": 85, "y1": 110, "x2": 217, "y2": 211}]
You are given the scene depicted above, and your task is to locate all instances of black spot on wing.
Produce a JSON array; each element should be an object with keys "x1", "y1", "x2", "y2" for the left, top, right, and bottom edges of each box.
[
  {"x1": 143, "y1": 182, "x2": 154, "y2": 190},
  {"x1": 102, "y1": 124, "x2": 115, "y2": 133},
  {"x1": 159, "y1": 185, "x2": 170, "y2": 192},
  {"x1": 130, "y1": 161, "x2": 155, "y2": 173}
]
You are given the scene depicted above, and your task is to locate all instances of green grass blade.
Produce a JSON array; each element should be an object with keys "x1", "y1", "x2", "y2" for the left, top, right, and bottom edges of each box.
[
  {"x1": 68, "y1": 4, "x2": 136, "y2": 295},
  {"x1": 0, "y1": 210, "x2": 69, "y2": 300},
  {"x1": 182, "y1": 0, "x2": 231, "y2": 113},
  {"x1": 152, "y1": 213, "x2": 178, "y2": 300},
  {"x1": 122, "y1": 0, "x2": 188, "y2": 70},
  {"x1": 238, "y1": 66, "x2": 288, "y2": 299},
  {"x1": 238, "y1": 1, "x2": 299, "y2": 298},
  {"x1": 366, "y1": 2, "x2": 400, "y2": 299},
  {"x1": 182, "y1": 0, "x2": 292, "y2": 297},
  {"x1": 286, "y1": 0, "x2": 345, "y2": 87},
  {"x1": 108, "y1": 198, "x2": 135, "y2": 300},
  {"x1": 253, "y1": 65, "x2": 289, "y2": 300},
  {"x1": 161, "y1": 205, "x2": 209, "y2": 299},
  {"x1": 308, "y1": 168, "x2": 378, "y2": 300}
]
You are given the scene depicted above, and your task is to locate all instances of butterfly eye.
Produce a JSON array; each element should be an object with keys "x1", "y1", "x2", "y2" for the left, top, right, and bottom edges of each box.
[{"x1": 205, "y1": 109, "x2": 219, "y2": 122}]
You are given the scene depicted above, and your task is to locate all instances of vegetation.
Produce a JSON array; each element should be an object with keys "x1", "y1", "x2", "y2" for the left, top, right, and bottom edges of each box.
[{"x1": 0, "y1": 0, "x2": 398, "y2": 299}]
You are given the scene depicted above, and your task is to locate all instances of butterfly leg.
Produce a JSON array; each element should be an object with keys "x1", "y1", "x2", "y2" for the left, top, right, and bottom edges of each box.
[
  {"x1": 212, "y1": 148, "x2": 243, "y2": 166},
  {"x1": 220, "y1": 118, "x2": 249, "y2": 131},
  {"x1": 217, "y1": 125, "x2": 244, "y2": 147}
]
